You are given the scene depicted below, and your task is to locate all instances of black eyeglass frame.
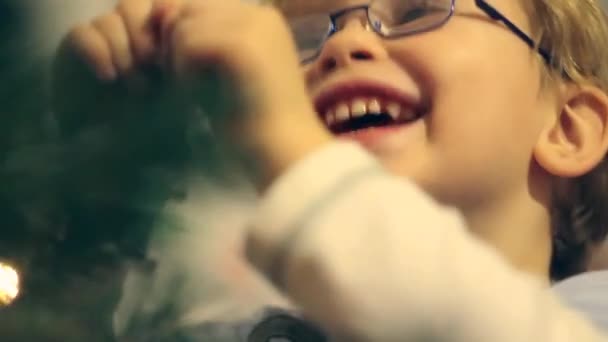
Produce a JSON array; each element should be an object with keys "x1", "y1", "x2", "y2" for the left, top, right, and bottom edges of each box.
[{"x1": 298, "y1": 0, "x2": 552, "y2": 65}]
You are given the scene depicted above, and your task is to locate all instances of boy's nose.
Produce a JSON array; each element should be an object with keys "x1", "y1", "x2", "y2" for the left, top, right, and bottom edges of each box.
[{"x1": 315, "y1": 19, "x2": 388, "y2": 74}]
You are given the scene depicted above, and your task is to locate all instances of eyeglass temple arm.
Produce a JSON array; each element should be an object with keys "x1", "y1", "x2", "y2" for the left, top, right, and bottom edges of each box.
[{"x1": 475, "y1": 0, "x2": 552, "y2": 64}]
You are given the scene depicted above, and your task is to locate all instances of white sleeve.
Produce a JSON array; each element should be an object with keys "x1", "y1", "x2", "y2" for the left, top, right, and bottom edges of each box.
[
  {"x1": 245, "y1": 141, "x2": 607, "y2": 342},
  {"x1": 113, "y1": 180, "x2": 290, "y2": 337}
]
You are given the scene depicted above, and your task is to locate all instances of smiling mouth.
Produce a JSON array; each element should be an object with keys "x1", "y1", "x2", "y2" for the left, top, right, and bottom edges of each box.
[
  {"x1": 321, "y1": 97, "x2": 422, "y2": 134},
  {"x1": 314, "y1": 83, "x2": 424, "y2": 135}
]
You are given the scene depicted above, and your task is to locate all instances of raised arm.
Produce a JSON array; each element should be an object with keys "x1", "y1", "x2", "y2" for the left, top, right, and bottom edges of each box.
[{"x1": 246, "y1": 142, "x2": 608, "y2": 342}]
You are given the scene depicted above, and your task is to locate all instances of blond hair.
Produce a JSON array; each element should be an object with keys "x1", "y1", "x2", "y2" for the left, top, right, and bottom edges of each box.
[{"x1": 529, "y1": 0, "x2": 608, "y2": 90}]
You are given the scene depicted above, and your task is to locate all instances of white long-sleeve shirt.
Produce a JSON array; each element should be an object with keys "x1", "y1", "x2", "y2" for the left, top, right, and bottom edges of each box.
[
  {"x1": 115, "y1": 141, "x2": 607, "y2": 341},
  {"x1": 246, "y1": 141, "x2": 608, "y2": 342}
]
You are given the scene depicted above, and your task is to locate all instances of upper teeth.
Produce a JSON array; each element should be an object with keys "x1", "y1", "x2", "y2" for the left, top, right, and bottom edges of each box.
[
  {"x1": 336, "y1": 103, "x2": 350, "y2": 122},
  {"x1": 323, "y1": 97, "x2": 416, "y2": 126},
  {"x1": 351, "y1": 99, "x2": 367, "y2": 117},
  {"x1": 368, "y1": 99, "x2": 381, "y2": 114}
]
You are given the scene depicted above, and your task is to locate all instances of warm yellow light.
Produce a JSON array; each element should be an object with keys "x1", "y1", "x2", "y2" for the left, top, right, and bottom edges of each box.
[{"x1": 0, "y1": 262, "x2": 20, "y2": 306}]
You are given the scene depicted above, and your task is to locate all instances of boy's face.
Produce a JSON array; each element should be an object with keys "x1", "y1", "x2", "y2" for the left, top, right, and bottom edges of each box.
[{"x1": 281, "y1": 0, "x2": 555, "y2": 207}]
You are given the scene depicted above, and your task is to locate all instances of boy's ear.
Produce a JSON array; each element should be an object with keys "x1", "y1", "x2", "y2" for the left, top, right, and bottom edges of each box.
[{"x1": 534, "y1": 85, "x2": 608, "y2": 177}]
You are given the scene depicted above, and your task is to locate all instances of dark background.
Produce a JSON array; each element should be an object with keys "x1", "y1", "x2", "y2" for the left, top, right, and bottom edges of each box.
[{"x1": 0, "y1": 1, "x2": 224, "y2": 339}]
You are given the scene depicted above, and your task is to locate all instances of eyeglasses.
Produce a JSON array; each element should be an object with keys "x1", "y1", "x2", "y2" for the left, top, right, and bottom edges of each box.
[{"x1": 288, "y1": 0, "x2": 552, "y2": 65}]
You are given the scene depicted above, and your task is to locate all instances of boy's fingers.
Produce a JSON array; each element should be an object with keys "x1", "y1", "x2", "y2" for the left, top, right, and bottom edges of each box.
[
  {"x1": 152, "y1": 0, "x2": 184, "y2": 62},
  {"x1": 68, "y1": 24, "x2": 117, "y2": 81},
  {"x1": 153, "y1": 0, "x2": 183, "y2": 20},
  {"x1": 92, "y1": 13, "x2": 133, "y2": 74},
  {"x1": 116, "y1": 0, "x2": 156, "y2": 63},
  {"x1": 176, "y1": 0, "x2": 240, "y2": 19}
]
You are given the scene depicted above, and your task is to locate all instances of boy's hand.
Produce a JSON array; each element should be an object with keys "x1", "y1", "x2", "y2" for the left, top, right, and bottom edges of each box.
[
  {"x1": 58, "y1": 0, "x2": 332, "y2": 190},
  {"x1": 65, "y1": 0, "x2": 166, "y2": 81},
  {"x1": 163, "y1": 0, "x2": 332, "y2": 190},
  {"x1": 52, "y1": 0, "x2": 176, "y2": 134}
]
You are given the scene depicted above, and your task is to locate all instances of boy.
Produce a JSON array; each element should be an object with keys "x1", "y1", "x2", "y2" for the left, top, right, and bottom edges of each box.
[{"x1": 54, "y1": 0, "x2": 608, "y2": 340}]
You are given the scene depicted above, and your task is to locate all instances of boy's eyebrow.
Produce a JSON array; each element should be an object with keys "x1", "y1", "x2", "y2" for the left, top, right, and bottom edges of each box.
[{"x1": 280, "y1": 0, "x2": 369, "y2": 17}]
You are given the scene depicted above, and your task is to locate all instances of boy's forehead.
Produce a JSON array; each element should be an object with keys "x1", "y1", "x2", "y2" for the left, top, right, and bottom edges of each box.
[{"x1": 278, "y1": 0, "x2": 369, "y2": 17}]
